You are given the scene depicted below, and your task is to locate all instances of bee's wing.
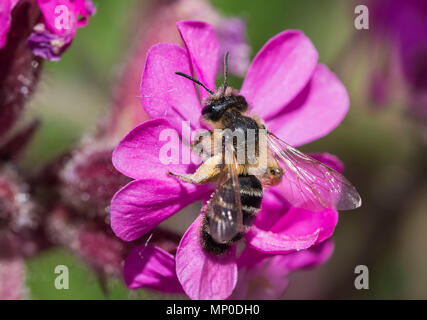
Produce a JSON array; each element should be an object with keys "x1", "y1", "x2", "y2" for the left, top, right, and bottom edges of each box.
[
  {"x1": 267, "y1": 132, "x2": 361, "y2": 211},
  {"x1": 205, "y1": 141, "x2": 243, "y2": 244}
]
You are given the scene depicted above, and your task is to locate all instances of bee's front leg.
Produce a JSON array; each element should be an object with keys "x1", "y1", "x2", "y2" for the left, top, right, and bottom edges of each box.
[{"x1": 168, "y1": 154, "x2": 221, "y2": 184}]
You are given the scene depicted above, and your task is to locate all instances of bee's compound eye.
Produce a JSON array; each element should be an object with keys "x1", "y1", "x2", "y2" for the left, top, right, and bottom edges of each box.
[{"x1": 269, "y1": 168, "x2": 276, "y2": 175}]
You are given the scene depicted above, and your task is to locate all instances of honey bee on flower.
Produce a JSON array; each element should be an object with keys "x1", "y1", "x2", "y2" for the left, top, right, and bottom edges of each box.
[
  {"x1": 168, "y1": 52, "x2": 360, "y2": 255},
  {"x1": 111, "y1": 20, "x2": 359, "y2": 299}
]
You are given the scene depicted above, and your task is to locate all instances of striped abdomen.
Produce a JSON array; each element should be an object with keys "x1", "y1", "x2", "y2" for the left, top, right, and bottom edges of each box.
[{"x1": 201, "y1": 175, "x2": 263, "y2": 255}]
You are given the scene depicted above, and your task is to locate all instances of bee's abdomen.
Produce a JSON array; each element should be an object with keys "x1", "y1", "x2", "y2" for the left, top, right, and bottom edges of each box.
[
  {"x1": 201, "y1": 175, "x2": 263, "y2": 255},
  {"x1": 201, "y1": 217, "x2": 243, "y2": 256},
  {"x1": 239, "y1": 175, "x2": 263, "y2": 229}
]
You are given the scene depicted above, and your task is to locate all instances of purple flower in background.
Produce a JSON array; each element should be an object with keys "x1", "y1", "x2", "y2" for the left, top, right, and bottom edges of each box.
[
  {"x1": 0, "y1": 0, "x2": 96, "y2": 60},
  {"x1": 368, "y1": 0, "x2": 427, "y2": 133},
  {"x1": 214, "y1": 17, "x2": 250, "y2": 77},
  {"x1": 110, "y1": 20, "x2": 349, "y2": 299}
]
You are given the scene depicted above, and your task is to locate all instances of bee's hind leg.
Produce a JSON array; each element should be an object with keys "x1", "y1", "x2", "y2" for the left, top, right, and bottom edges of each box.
[
  {"x1": 168, "y1": 171, "x2": 202, "y2": 184},
  {"x1": 168, "y1": 154, "x2": 221, "y2": 185}
]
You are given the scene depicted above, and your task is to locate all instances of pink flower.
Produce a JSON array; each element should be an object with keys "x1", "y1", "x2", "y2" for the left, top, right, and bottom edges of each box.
[
  {"x1": 0, "y1": 0, "x2": 96, "y2": 60},
  {"x1": 110, "y1": 20, "x2": 349, "y2": 299}
]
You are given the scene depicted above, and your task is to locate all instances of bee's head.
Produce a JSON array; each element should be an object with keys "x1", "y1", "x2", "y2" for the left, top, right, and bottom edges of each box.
[{"x1": 201, "y1": 93, "x2": 248, "y2": 121}]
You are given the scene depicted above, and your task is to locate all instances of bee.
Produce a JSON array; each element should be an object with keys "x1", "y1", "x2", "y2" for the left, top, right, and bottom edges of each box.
[{"x1": 170, "y1": 53, "x2": 361, "y2": 255}]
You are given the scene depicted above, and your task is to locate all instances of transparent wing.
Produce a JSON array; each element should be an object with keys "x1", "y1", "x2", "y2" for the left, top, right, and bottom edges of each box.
[
  {"x1": 205, "y1": 140, "x2": 243, "y2": 244},
  {"x1": 267, "y1": 132, "x2": 361, "y2": 211}
]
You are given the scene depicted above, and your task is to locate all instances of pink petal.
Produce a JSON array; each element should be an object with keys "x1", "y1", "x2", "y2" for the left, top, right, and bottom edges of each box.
[
  {"x1": 269, "y1": 207, "x2": 337, "y2": 247},
  {"x1": 74, "y1": 0, "x2": 96, "y2": 27},
  {"x1": 245, "y1": 224, "x2": 320, "y2": 254},
  {"x1": 36, "y1": 0, "x2": 95, "y2": 36},
  {"x1": 124, "y1": 244, "x2": 183, "y2": 293},
  {"x1": 140, "y1": 43, "x2": 202, "y2": 131},
  {"x1": 176, "y1": 215, "x2": 238, "y2": 300},
  {"x1": 110, "y1": 179, "x2": 208, "y2": 242},
  {"x1": 248, "y1": 203, "x2": 338, "y2": 254},
  {"x1": 36, "y1": 0, "x2": 77, "y2": 36},
  {"x1": 266, "y1": 64, "x2": 349, "y2": 147},
  {"x1": 280, "y1": 240, "x2": 334, "y2": 272},
  {"x1": 0, "y1": 0, "x2": 18, "y2": 49},
  {"x1": 241, "y1": 30, "x2": 318, "y2": 119},
  {"x1": 112, "y1": 118, "x2": 196, "y2": 181},
  {"x1": 177, "y1": 20, "x2": 219, "y2": 102}
]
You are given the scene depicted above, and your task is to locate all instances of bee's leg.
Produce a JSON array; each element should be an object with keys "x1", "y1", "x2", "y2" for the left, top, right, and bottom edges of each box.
[{"x1": 168, "y1": 154, "x2": 221, "y2": 184}]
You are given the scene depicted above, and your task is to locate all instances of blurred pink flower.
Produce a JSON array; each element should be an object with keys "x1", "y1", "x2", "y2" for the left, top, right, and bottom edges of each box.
[
  {"x1": 0, "y1": 166, "x2": 39, "y2": 239},
  {"x1": 0, "y1": 0, "x2": 96, "y2": 60},
  {"x1": 368, "y1": 0, "x2": 427, "y2": 130},
  {"x1": 0, "y1": 166, "x2": 46, "y2": 300},
  {"x1": 110, "y1": 20, "x2": 349, "y2": 299},
  {"x1": 59, "y1": 140, "x2": 131, "y2": 217},
  {"x1": 45, "y1": 205, "x2": 128, "y2": 277},
  {"x1": 0, "y1": 258, "x2": 27, "y2": 299}
]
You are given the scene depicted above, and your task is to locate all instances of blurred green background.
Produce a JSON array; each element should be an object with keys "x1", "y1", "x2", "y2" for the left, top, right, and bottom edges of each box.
[{"x1": 23, "y1": 0, "x2": 427, "y2": 299}]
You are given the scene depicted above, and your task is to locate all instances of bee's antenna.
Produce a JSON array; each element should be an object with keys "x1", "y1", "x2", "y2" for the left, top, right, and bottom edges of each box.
[
  {"x1": 175, "y1": 72, "x2": 214, "y2": 95},
  {"x1": 223, "y1": 51, "x2": 229, "y2": 91}
]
